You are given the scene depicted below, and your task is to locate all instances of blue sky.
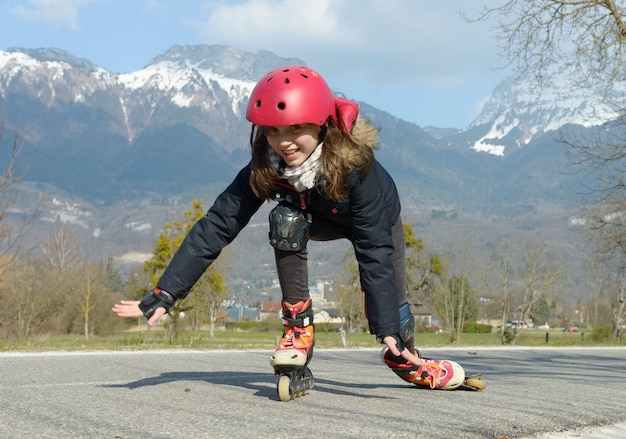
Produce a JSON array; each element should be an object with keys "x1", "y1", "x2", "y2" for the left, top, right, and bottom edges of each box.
[{"x1": 0, "y1": 0, "x2": 509, "y2": 129}]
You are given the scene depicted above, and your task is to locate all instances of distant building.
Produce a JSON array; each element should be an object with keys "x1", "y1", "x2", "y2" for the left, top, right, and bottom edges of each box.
[
  {"x1": 314, "y1": 309, "x2": 342, "y2": 325},
  {"x1": 259, "y1": 301, "x2": 282, "y2": 322},
  {"x1": 226, "y1": 306, "x2": 260, "y2": 322}
]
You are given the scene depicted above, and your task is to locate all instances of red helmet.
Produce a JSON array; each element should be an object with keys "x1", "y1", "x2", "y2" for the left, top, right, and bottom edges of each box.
[{"x1": 246, "y1": 66, "x2": 335, "y2": 127}]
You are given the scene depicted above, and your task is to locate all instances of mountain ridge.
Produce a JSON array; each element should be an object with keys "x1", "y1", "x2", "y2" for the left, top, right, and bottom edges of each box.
[
  {"x1": 0, "y1": 44, "x2": 602, "y2": 299},
  {"x1": 0, "y1": 44, "x2": 603, "y2": 210},
  {"x1": 0, "y1": 45, "x2": 600, "y2": 264}
]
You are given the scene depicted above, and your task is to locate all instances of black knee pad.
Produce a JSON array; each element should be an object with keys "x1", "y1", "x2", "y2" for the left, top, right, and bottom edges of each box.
[{"x1": 269, "y1": 202, "x2": 312, "y2": 252}]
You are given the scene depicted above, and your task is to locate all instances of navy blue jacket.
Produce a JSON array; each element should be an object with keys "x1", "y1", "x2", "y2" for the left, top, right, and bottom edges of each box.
[{"x1": 157, "y1": 159, "x2": 403, "y2": 337}]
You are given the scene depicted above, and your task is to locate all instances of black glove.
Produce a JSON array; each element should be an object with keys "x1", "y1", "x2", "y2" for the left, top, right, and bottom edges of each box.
[
  {"x1": 138, "y1": 288, "x2": 176, "y2": 319},
  {"x1": 376, "y1": 333, "x2": 406, "y2": 352}
]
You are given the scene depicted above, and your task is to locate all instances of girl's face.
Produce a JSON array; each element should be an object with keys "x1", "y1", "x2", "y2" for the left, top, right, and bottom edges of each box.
[{"x1": 265, "y1": 123, "x2": 321, "y2": 167}]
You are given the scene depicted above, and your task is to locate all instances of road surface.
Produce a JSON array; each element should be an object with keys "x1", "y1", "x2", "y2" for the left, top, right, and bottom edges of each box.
[{"x1": 1, "y1": 347, "x2": 624, "y2": 438}]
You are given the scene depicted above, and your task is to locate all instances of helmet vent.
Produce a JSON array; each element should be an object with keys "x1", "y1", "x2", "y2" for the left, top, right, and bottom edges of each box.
[
  {"x1": 277, "y1": 102, "x2": 286, "y2": 111},
  {"x1": 254, "y1": 100, "x2": 262, "y2": 109}
]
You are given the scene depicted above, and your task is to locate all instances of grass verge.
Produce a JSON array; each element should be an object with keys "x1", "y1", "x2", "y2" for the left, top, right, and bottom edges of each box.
[{"x1": 1, "y1": 326, "x2": 623, "y2": 352}]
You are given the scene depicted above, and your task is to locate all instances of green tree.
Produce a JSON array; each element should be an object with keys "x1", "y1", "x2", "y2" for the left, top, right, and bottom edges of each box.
[
  {"x1": 531, "y1": 296, "x2": 551, "y2": 326},
  {"x1": 450, "y1": 275, "x2": 478, "y2": 335},
  {"x1": 404, "y1": 223, "x2": 443, "y2": 333},
  {"x1": 143, "y1": 200, "x2": 230, "y2": 342},
  {"x1": 404, "y1": 223, "x2": 441, "y2": 292},
  {"x1": 431, "y1": 269, "x2": 478, "y2": 343}
]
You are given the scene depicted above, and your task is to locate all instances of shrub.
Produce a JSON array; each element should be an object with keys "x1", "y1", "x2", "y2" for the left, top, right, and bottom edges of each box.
[
  {"x1": 501, "y1": 329, "x2": 514, "y2": 344},
  {"x1": 234, "y1": 320, "x2": 282, "y2": 332},
  {"x1": 463, "y1": 322, "x2": 493, "y2": 333},
  {"x1": 591, "y1": 326, "x2": 611, "y2": 342}
]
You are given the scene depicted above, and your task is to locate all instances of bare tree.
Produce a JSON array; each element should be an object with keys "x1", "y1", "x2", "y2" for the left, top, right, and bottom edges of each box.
[
  {"x1": 613, "y1": 284, "x2": 625, "y2": 339},
  {"x1": 475, "y1": 0, "x2": 626, "y2": 333},
  {"x1": 483, "y1": 240, "x2": 562, "y2": 344},
  {"x1": 483, "y1": 240, "x2": 515, "y2": 344},
  {"x1": 426, "y1": 256, "x2": 478, "y2": 343},
  {"x1": 0, "y1": 116, "x2": 37, "y2": 269},
  {"x1": 186, "y1": 266, "x2": 229, "y2": 336},
  {"x1": 42, "y1": 225, "x2": 82, "y2": 271},
  {"x1": 512, "y1": 243, "x2": 563, "y2": 344},
  {"x1": 583, "y1": 245, "x2": 626, "y2": 339},
  {"x1": 474, "y1": 1, "x2": 626, "y2": 89},
  {"x1": 0, "y1": 258, "x2": 50, "y2": 339}
]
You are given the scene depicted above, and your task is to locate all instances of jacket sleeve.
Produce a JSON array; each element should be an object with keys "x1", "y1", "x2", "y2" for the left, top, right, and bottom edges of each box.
[
  {"x1": 157, "y1": 163, "x2": 263, "y2": 298},
  {"x1": 349, "y1": 161, "x2": 402, "y2": 337}
]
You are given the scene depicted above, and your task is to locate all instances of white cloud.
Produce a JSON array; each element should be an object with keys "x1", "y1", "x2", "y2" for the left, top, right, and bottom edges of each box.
[
  {"x1": 0, "y1": 0, "x2": 508, "y2": 126},
  {"x1": 195, "y1": 0, "x2": 503, "y2": 88},
  {"x1": 10, "y1": 0, "x2": 94, "y2": 31},
  {"x1": 141, "y1": 0, "x2": 171, "y2": 14}
]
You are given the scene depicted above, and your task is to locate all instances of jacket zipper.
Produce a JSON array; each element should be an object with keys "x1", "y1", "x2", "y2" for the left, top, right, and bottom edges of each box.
[{"x1": 273, "y1": 180, "x2": 308, "y2": 210}]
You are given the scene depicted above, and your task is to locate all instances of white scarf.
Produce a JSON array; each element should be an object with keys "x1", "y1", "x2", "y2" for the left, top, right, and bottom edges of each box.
[{"x1": 269, "y1": 143, "x2": 323, "y2": 192}]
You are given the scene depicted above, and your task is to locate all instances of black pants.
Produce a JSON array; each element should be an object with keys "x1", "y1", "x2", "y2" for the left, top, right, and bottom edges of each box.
[
  {"x1": 274, "y1": 215, "x2": 415, "y2": 357},
  {"x1": 274, "y1": 215, "x2": 407, "y2": 309}
]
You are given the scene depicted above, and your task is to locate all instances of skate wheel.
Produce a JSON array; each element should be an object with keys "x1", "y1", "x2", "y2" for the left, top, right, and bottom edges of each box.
[
  {"x1": 463, "y1": 378, "x2": 486, "y2": 391},
  {"x1": 277, "y1": 374, "x2": 292, "y2": 402}
]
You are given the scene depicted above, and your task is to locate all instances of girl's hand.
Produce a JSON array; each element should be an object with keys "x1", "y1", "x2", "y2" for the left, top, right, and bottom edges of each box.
[
  {"x1": 112, "y1": 300, "x2": 165, "y2": 327},
  {"x1": 382, "y1": 335, "x2": 425, "y2": 367}
]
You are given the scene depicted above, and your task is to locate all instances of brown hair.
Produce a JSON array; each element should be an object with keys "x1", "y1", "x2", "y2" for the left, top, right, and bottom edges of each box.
[{"x1": 249, "y1": 117, "x2": 380, "y2": 200}]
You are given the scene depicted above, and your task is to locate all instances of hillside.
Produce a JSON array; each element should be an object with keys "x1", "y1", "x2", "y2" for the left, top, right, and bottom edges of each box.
[{"x1": 0, "y1": 44, "x2": 604, "y2": 303}]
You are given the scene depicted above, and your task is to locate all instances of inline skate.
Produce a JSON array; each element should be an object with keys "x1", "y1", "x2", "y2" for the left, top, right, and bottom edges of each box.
[{"x1": 270, "y1": 298, "x2": 315, "y2": 401}]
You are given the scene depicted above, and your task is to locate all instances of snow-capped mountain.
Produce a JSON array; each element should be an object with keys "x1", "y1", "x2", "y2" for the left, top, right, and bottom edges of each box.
[
  {"x1": 466, "y1": 71, "x2": 622, "y2": 156},
  {"x1": 0, "y1": 45, "x2": 436, "y2": 201},
  {"x1": 0, "y1": 44, "x2": 606, "y2": 211},
  {"x1": 1, "y1": 44, "x2": 606, "y2": 289}
]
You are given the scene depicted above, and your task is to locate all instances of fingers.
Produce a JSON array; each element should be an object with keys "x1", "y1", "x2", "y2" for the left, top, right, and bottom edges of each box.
[
  {"x1": 112, "y1": 300, "x2": 167, "y2": 327},
  {"x1": 147, "y1": 307, "x2": 166, "y2": 327},
  {"x1": 383, "y1": 336, "x2": 402, "y2": 356},
  {"x1": 401, "y1": 349, "x2": 425, "y2": 367},
  {"x1": 382, "y1": 335, "x2": 425, "y2": 367},
  {"x1": 111, "y1": 300, "x2": 143, "y2": 318}
]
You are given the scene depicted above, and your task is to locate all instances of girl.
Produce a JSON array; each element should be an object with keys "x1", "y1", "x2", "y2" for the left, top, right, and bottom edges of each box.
[{"x1": 113, "y1": 65, "x2": 427, "y2": 388}]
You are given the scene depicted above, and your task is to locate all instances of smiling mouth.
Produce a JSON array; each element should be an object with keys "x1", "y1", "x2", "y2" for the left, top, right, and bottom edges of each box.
[{"x1": 283, "y1": 149, "x2": 299, "y2": 158}]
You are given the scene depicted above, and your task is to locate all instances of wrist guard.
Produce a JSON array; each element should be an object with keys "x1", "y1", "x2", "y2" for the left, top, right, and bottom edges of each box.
[
  {"x1": 138, "y1": 287, "x2": 176, "y2": 319},
  {"x1": 375, "y1": 303, "x2": 414, "y2": 351}
]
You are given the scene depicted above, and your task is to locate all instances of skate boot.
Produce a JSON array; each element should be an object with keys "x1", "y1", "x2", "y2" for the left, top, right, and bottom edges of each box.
[
  {"x1": 381, "y1": 347, "x2": 466, "y2": 390},
  {"x1": 271, "y1": 298, "x2": 315, "y2": 401}
]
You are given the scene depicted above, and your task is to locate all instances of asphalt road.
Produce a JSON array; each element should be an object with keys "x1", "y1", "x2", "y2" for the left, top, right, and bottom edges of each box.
[{"x1": 1, "y1": 347, "x2": 624, "y2": 438}]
